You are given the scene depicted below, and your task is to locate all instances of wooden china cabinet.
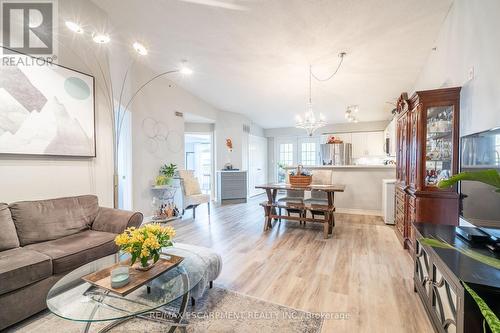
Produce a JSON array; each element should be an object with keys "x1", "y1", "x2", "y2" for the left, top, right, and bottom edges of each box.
[{"x1": 395, "y1": 87, "x2": 461, "y2": 252}]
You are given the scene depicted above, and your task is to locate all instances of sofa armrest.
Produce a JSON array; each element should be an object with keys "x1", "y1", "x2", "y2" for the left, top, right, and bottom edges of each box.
[{"x1": 92, "y1": 207, "x2": 143, "y2": 234}]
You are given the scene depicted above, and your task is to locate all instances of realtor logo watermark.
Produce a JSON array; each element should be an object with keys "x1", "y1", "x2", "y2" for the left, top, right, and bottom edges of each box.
[{"x1": 1, "y1": 0, "x2": 57, "y2": 61}]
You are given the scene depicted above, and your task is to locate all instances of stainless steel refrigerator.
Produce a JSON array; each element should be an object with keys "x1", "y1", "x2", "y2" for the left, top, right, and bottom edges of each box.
[{"x1": 320, "y1": 143, "x2": 352, "y2": 165}]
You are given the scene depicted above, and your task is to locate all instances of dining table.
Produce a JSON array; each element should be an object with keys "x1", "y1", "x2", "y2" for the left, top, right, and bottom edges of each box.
[{"x1": 255, "y1": 183, "x2": 345, "y2": 238}]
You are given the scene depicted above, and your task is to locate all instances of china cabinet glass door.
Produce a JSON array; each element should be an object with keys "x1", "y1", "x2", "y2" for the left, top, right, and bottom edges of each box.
[{"x1": 425, "y1": 105, "x2": 454, "y2": 187}]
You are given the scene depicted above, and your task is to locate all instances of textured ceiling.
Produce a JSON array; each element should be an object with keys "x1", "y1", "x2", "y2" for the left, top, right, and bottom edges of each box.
[{"x1": 93, "y1": 0, "x2": 453, "y2": 128}]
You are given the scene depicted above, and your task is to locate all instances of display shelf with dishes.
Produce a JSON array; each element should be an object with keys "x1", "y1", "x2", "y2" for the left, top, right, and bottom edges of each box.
[{"x1": 425, "y1": 106, "x2": 454, "y2": 187}]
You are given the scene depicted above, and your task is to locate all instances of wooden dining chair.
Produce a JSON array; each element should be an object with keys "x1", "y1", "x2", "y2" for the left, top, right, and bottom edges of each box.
[
  {"x1": 277, "y1": 174, "x2": 305, "y2": 221},
  {"x1": 304, "y1": 170, "x2": 333, "y2": 219}
]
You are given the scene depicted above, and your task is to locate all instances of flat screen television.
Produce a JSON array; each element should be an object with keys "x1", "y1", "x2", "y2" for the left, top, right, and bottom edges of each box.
[{"x1": 460, "y1": 127, "x2": 500, "y2": 228}]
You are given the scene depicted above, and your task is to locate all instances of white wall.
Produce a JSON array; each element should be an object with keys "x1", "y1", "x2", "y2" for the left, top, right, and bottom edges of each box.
[
  {"x1": 130, "y1": 64, "x2": 221, "y2": 214},
  {"x1": 214, "y1": 111, "x2": 265, "y2": 171},
  {"x1": 0, "y1": 0, "x2": 114, "y2": 206},
  {"x1": 185, "y1": 122, "x2": 214, "y2": 133},
  {"x1": 413, "y1": 0, "x2": 500, "y2": 136}
]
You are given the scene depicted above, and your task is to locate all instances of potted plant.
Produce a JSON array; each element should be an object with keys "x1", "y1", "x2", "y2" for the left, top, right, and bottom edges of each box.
[
  {"x1": 155, "y1": 163, "x2": 177, "y2": 186},
  {"x1": 437, "y1": 169, "x2": 500, "y2": 192},
  {"x1": 114, "y1": 224, "x2": 176, "y2": 270}
]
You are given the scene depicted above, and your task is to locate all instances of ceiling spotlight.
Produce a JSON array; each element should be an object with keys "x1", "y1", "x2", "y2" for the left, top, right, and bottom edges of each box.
[
  {"x1": 65, "y1": 21, "x2": 84, "y2": 34},
  {"x1": 93, "y1": 33, "x2": 110, "y2": 44},
  {"x1": 133, "y1": 42, "x2": 148, "y2": 56},
  {"x1": 179, "y1": 62, "x2": 193, "y2": 75}
]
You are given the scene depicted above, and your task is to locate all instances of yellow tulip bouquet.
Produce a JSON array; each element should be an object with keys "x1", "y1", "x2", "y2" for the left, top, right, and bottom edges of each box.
[{"x1": 115, "y1": 224, "x2": 176, "y2": 270}]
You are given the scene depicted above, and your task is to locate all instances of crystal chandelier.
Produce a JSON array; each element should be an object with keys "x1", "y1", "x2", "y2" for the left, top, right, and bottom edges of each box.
[
  {"x1": 295, "y1": 53, "x2": 346, "y2": 136},
  {"x1": 295, "y1": 65, "x2": 326, "y2": 136}
]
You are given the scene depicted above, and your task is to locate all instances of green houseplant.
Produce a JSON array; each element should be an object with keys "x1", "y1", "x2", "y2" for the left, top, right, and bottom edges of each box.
[
  {"x1": 155, "y1": 163, "x2": 177, "y2": 186},
  {"x1": 437, "y1": 169, "x2": 500, "y2": 192}
]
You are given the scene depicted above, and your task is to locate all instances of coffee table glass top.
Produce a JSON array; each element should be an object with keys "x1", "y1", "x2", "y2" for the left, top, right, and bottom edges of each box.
[{"x1": 46, "y1": 247, "x2": 205, "y2": 322}]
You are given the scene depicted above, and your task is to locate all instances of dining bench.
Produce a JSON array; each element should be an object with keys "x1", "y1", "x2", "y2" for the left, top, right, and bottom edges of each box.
[{"x1": 259, "y1": 201, "x2": 335, "y2": 238}]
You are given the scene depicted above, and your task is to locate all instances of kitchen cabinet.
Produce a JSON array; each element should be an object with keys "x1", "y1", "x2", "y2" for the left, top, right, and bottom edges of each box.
[
  {"x1": 352, "y1": 131, "x2": 385, "y2": 158},
  {"x1": 322, "y1": 133, "x2": 352, "y2": 144},
  {"x1": 323, "y1": 131, "x2": 385, "y2": 159},
  {"x1": 395, "y1": 88, "x2": 461, "y2": 252}
]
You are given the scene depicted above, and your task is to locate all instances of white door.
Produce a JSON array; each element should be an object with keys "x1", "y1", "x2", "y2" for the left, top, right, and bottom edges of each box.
[{"x1": 249, "y1": 135, "x2": 268, "y2": 197}]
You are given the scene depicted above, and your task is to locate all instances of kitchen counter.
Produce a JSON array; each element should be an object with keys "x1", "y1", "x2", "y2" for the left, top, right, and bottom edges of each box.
[{"x1": 283, "y1": 164, "x2": 396, "y2": 216}]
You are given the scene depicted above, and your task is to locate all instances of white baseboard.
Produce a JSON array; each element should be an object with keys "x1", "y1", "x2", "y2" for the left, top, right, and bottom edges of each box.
[{"x1": 335, "y1": 208, "x2": 383, "y2": 217}]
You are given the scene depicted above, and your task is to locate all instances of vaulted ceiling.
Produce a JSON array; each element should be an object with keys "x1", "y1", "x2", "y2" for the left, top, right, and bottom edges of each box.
[{"x1": 93, "y1": 0, "x2": 453, "y2": 128}]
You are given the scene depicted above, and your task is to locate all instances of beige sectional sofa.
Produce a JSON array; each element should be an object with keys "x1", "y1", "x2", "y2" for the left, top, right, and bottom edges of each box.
[{"x1": 0, "y1": 195, "x2": 143, "y2": 330}]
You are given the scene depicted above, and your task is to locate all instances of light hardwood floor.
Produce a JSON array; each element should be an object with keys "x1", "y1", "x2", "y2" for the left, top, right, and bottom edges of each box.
[{"x1": 171, "y1": 195, "x2": 433, "y2": 333}]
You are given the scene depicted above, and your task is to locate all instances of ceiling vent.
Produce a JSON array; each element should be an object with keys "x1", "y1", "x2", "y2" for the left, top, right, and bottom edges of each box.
[{"x1": 175, "y1": 111, "x2": 184, "y2": 118}]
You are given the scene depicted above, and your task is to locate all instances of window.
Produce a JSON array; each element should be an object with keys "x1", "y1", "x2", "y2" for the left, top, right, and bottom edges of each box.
[
  {"x1": 279, "y1": 143, "x2": 294, "y2": 166},
  {"x1": 278, "y1": 143, "x2": 294, "y2": 182},
  {"x1": 300, "y1": 142, "x2": 317, "y2": 166}
]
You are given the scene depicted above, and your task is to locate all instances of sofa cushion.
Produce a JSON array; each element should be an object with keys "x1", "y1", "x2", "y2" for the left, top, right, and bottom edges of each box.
[
  {"x1": 10, "y1": 195, "x2": 99, "y2": 246},
  {"x1": 25, "y1": 230, "x2": 118, "y2": 274},
  {"x1": 0, "y1": 247, "x2": 52, "y2": 295},
  {"x1": 0, "y1": 203, "x2": 20, "y2": 251}
]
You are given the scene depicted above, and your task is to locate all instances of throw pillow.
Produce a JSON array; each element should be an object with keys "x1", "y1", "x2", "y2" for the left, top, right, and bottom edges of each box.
[{"x1": 184, "y1": 177, "x2": 202, "y2": 196}]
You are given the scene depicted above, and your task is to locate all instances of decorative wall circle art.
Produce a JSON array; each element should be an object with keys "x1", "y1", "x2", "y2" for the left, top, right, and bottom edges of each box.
[
  {"x1": 141, "y1": 117, "x2": 182, "y2": 157},
  {"x1": 142, "y1": 118, "x2": 159, "y2": 138},
  {"x1": 166, "y1": 131, "x2": 182, "y2": 153}
]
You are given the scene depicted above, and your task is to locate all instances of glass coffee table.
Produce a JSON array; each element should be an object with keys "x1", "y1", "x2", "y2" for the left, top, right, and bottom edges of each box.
[{"x1": 47, "y1": 247, "x2": 205, "y2": 333}]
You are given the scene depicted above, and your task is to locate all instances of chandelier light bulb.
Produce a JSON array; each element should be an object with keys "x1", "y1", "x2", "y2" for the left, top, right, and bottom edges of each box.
[
  {"x1": 180, "y1": 66, "x2": 193, "y2": 75},
  {"x1": 179, "y1": 60, "x2": 193, "y2": 75},
  {"x1": 65, "y1": 21, "x2": 83, "y2": 34},
  {"x1": 93, "y1": 33, "x2": 111, "y2": 44},
  {"x1": 133, "y1": 42, "x2": 148, "y2": 56}
]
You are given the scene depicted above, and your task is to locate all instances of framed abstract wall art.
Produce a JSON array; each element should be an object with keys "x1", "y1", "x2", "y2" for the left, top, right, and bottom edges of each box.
[{"x1": 0, "y1": 47, "x2": 96, "y2": 157}]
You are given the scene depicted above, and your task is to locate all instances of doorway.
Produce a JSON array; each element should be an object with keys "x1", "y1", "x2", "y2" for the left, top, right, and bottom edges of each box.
[
  {"x1": 117, "y1": 110, "x2": 132, "y2": 210},
  {"x1": 184, "y1": 133, "x2": 213, "y2": 196}
]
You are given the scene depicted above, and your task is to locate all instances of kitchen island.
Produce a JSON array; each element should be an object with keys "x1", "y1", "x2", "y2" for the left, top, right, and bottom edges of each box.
[{"x1": 284, "y1": 165, "x2": 396, "y2": 216}]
